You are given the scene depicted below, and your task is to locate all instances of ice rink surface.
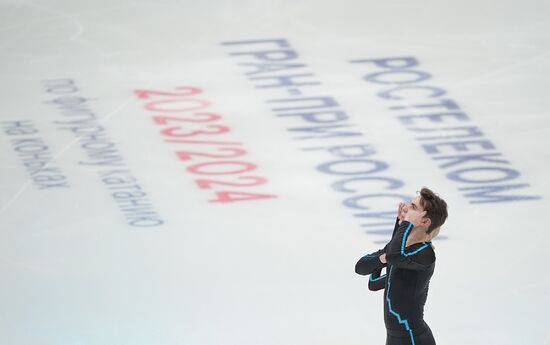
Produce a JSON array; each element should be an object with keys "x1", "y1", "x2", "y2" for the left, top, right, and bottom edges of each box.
[{"x1": 1, "y1": 1, "x2": 549, "y2": 344}]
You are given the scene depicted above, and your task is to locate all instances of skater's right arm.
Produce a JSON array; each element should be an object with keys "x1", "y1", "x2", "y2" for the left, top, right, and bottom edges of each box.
[
  {"x1": 356, "y1": 208, "x2": 403, "y2": 276},
  {"x1": 390, "y1": 216, "x2": 401, "y2": 241},
  {"x1": 355, "y1": 216, "x2": 401, "y2": 275}
]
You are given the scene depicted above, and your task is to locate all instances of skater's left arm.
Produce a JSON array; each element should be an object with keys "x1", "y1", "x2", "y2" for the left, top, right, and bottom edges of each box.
[{"x1": 355, "y1": 246, "x2": 387, "y2": 275}]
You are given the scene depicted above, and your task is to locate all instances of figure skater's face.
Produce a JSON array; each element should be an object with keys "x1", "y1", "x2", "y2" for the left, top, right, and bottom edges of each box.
[
  {"x1": 402, "y1": 195, "x2": 425, "y2": 216},
  {"x1": 404, "y1": 195, "x2": 432, "y2": 230},
  {"x1": 408, "y1": 195, "x2": 424, "y2": 213}
]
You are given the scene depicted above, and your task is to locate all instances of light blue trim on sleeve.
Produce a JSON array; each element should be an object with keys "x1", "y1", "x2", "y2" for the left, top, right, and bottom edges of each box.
[{"x1": 369, "y1": 274, "x2": 387, "y2": 282}]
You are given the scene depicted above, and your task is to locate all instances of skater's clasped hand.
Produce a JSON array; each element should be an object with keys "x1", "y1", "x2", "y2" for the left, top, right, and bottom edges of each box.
[{"x1": 397, "y1": 202, "x2": 407, "y2": 224}]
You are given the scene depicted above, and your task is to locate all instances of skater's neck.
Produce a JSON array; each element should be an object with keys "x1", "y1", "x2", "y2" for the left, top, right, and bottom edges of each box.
[{"x1": 406, "y1": 226, "x2": 431, "y2": 246}]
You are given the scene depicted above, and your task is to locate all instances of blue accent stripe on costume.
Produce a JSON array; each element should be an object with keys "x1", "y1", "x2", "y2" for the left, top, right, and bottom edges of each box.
[
  {"x1": 369, "y1": 274, "x2": 386, "y2": 282},
  {"x1": 400, "y1": 223, "x2": 413, "y2": 255},
  {"x1": 401, "y1": 223, "x2": 431, "y2": 257},
  {"x1": 404, "y1": 243, "x2": 430, "y2": 257},
  {"x1": 386, "y1": 266, "x2": 416, "y2": 345}
]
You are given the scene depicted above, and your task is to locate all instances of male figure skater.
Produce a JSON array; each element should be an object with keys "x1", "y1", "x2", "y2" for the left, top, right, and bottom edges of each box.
[{"x1": 355, "y1": 187, "x2": 448, "y2": 345}]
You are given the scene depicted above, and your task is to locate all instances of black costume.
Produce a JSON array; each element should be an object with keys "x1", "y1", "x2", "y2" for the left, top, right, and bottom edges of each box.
[{"x1": 355, "y1": 218, "x2": 436, "y2": 345}]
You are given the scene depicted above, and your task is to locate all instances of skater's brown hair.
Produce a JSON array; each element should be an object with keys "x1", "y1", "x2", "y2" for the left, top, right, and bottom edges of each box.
[{"x1": 419, "y1": 187, "x2": 448, "y2": 234}]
